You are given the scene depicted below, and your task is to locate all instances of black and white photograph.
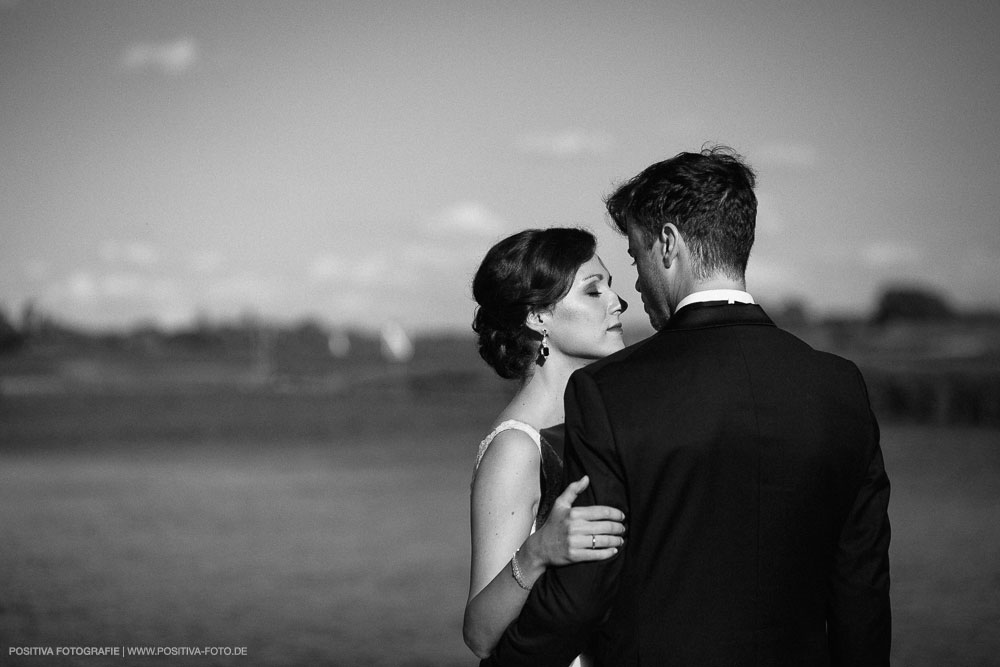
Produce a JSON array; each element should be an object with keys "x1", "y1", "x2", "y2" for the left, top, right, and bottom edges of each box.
[{"x1": 1, "y1": 1, "x2": 998, "y2": 665}]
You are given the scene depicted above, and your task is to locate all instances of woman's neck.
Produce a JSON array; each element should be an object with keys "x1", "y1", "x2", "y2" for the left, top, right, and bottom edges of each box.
[{"x1": 500, "y1": 355, "x2": 588, "y2": 428}]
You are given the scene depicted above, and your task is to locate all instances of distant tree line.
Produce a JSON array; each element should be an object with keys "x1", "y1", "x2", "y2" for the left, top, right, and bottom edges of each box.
[
  {"x1": 2, "y1": 285, "x2": 999, "y2": 426},
  {"x1": 4, "y1": 284, "x2": 996, "y2": 355}
]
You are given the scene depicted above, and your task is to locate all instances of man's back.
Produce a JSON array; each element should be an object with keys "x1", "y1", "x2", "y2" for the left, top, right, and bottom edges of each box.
[{"x1": 575, "y1": 303, "x2": 889, "y2": 664}]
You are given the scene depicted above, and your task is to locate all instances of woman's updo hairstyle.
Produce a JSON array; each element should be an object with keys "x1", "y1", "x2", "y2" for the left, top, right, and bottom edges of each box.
[{"x1": 472, "y1": 227, "x2": 597, "y2": 379}]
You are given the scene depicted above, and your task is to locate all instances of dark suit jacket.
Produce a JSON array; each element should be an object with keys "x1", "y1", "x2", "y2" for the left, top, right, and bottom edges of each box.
[{"x1": 482, "y1": 303, "x2": 890, "y2": 666}]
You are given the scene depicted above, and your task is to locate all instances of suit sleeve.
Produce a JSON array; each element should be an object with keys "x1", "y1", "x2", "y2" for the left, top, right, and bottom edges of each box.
[
  {"x1": 828, "y1": 384, "x2": 892, "y2": 666},
  {"x1": 481, "y1": 369, "x2": 629, "y2": 667}
]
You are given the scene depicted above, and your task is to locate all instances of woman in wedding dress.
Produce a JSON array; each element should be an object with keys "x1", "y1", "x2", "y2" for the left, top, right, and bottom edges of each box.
[{"x1": 464, "y1": 228, "x2": 628, "y2": 665}]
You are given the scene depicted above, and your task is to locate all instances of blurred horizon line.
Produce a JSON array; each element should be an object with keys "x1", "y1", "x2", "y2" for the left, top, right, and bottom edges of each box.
[{"x1": 4, "y1": 285, "x2": 1000, "y2": 339}]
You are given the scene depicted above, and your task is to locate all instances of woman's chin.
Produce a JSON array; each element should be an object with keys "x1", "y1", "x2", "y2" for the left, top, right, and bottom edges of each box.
[{"x1": 607, "y1": 339, "x2": 626, "y2": 354}]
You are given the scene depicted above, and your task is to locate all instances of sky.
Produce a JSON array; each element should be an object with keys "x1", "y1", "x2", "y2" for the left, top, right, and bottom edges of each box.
[{"x1": 2, "y1": 0, "x2": 998, "y2": 333}]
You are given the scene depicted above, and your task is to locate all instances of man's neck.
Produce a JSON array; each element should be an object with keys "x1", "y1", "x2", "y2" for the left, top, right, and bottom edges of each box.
[
  {"x1": 672, "y1": 277, "x2": 746, "y2": 310},
  {"x1": 689, "y1": 276, "x2": 747, "y2": 293}
]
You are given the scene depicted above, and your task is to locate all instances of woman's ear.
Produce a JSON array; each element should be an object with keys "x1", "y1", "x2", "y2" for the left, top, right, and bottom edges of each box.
[{"x1": 525, "y1": 309, "x2": 547, "y2": 335}]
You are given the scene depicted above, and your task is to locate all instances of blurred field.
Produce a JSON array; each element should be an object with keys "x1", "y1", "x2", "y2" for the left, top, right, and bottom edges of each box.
[{"x1": 1, "y1": 382, "x2": 998, "y2": 666}]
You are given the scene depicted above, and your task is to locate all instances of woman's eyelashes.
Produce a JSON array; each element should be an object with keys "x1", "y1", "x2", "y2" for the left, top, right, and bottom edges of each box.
[
  {"x1": 586, "y1": 280, "x2": 613, "y2": 297},
  {"x1": 583, "y1": 276, "x2": 612, "y2": 297}
]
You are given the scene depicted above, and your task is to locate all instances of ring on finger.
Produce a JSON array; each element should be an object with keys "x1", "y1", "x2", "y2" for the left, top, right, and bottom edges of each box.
[{"x1": 591, "y1": 534, "x2": 597, "y2": 550}]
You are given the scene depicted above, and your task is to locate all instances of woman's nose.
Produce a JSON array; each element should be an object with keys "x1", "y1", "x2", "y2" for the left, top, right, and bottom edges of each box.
[{"x1": 614, "y1": 295, "x2": 628, "y2": 314}]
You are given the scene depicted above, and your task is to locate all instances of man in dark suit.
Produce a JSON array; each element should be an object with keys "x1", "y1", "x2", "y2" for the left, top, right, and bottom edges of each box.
[{"x1": 481, "y1": 147, "x2": 891, "y2": 666}]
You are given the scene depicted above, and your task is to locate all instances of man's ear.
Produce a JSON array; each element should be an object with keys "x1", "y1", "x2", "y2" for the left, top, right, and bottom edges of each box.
[
  {"x1": 656, "y1": 222, "x2": 677, "y2": 269},
  {"x1": 660, "y1": 223, "x2": 680, "y2": 269},
  {"x1": 525, "y1": 309, "x2": 548, "y2": 335}
]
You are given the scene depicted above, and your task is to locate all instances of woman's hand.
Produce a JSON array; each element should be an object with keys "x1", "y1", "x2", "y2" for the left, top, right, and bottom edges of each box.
[{"x1": 527, "y1": 475, "x2": 626, "y2": 567}]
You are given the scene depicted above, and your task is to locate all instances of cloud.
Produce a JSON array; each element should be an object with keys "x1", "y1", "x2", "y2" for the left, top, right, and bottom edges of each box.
[
  {"x1": 186, "y1": 250, "x2": 225, "y2": 274},
  {"x1": 424, "y1": 201, "x2": 510, "y2": 238},
  {"x1": 308, "y1": 255, "x2": 344, "y2": 283},
  {"x1": 99, "y1": 240, "x2": 159, "y2": 268},
  {"x1": 64, "y1": 272, "x2": 98, "y2": 302},
  {"x1": 308, "y1": 253, "x2": 402, "y2": 288},
  {"x1": 205, "y1": 273, "x2": 280, "y2": 305},
  {"x1": 45, "y1": 271, "x2": 179, "y2": 305},
  {"x1": 754, "y1": 143, "x2": 817, "y2": 169},
  {"x1": 354, "y1": 255, "x2": 395, "y2": 285},
  {"x1": 862, "y1": 241, "x2": 923, "y2": 266},
  {"x1": 306, "y1": 244, "x2": 474, "y2": 328},
  {"x1": 99, "y1": 272, "x2": 148, "y2": 298},
  {"x1": 120, "y1": 37, "x2": 199, "y2": 75},
  {"x1": 516, "y1": 129, "x2": 616, "y2": 158}
]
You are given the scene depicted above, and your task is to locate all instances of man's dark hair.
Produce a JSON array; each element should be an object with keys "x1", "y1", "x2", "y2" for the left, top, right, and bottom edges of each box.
[{"x1": 605, "y1": 145, "x2": 757, "y2": 280}]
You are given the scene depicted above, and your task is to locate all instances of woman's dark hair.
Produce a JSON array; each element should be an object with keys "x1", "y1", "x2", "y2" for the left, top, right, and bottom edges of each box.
[{"x1": 472, "y1": 228, "x2": 596, "y2": 379}]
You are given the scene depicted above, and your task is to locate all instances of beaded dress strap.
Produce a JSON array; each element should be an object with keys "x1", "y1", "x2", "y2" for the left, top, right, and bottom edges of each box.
[{"x1": 472, "y1": 419, "x2": 542, "y2": 482}]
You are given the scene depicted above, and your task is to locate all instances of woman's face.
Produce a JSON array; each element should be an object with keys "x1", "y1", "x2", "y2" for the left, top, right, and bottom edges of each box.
[{"x1": 544, "y1": 255, "x2": 627, "y2": 362}]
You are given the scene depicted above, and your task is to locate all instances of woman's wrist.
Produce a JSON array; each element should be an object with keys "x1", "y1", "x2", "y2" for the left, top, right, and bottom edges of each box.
[
  {"x1": 510, "y1": 549, "x2": 533, "y2": 590},
  {"x1": 517, "y1": 534, "x2": 548, "y2": 579}
]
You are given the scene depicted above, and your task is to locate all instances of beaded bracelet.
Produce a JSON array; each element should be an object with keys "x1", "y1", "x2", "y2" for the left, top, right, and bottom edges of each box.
[{"x1": 510, "y1": 548, "x2": 532, "y2": 591}]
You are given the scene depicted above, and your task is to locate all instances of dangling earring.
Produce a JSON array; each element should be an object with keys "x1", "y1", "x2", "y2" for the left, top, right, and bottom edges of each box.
[{"x1": 536, "y1": 330, "x2": 549, "y2": 366}]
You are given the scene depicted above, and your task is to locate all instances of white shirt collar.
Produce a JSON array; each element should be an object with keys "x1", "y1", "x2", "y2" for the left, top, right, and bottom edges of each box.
[{"x1": 675, "y1": 289, "x2": 755, "y2": 313}]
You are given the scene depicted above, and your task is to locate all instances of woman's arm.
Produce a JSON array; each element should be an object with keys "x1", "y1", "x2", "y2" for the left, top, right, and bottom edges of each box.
[
  {"x1": 464, "y1": 430, "x2": 542, "y2": 659},
  {"x1": 464, "y1": 432, "x2": 626, "y2": 659}
]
